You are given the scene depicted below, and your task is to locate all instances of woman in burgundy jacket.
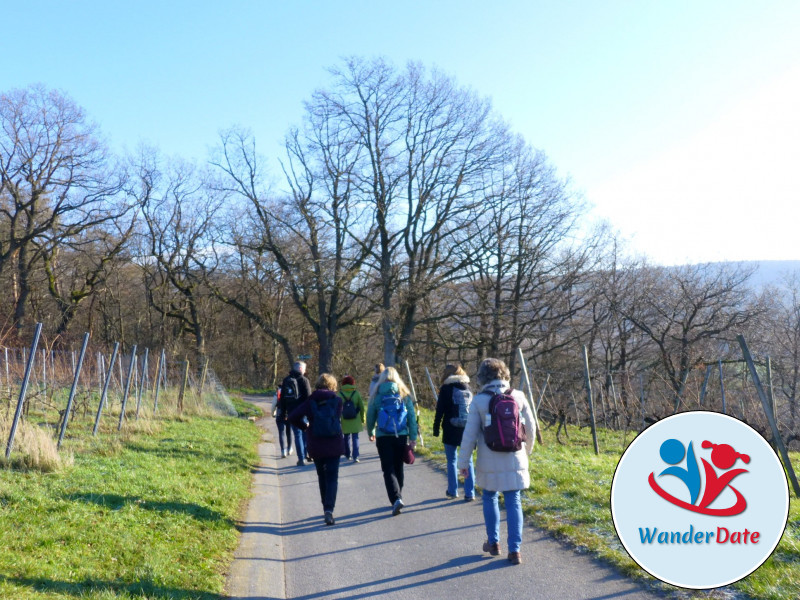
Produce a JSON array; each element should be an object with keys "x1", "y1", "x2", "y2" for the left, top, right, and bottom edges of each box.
[{"x1": 289, "y1": 373, "x2": 345, "y2": 525}]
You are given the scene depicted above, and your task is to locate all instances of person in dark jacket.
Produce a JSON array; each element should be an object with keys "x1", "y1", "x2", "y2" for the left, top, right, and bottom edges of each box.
[
  {"x1": 433, "y1": 364, "x2": 475, "y2": 501},
  {"x1": 289, "y1": 373, "x2": 345, "y2": 525},
  {"x1": 273, "y1": 388, "x2": 293, "y2": 458},
  {"x1": 281, "y1": 361, "x2": 313, "y2": 466}
]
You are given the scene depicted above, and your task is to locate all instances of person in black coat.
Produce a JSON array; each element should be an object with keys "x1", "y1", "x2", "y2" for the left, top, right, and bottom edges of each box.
[
  {"x1": 280, "y1": 361, "x2": 313, "y2": 465},
  {"x1": 433, "y1": 364, "x2": 475, "y2": 501}
]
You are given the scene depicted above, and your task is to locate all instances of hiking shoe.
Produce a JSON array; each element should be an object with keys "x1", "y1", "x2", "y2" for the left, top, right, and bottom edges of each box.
[
  {"x1": 392, "y1": 499, "x2": 404, "y2": 516},
  {"x1": 508, "y1": 551, "x2": 522, "y2": 565},
  {"x1": 445, "y1": 491, "x2": 458, "y2": 499},
  {"x1": 483, "y1": 541, "x2": 501, "y2": 556},
  {"x1": 296, "y1": 459, "x2": 306, "y2": 466},
  {"x1": 324, "y1": 511, "x2": 335, "y2": 526}
]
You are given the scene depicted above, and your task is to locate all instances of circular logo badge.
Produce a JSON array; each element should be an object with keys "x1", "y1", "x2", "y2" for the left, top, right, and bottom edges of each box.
[{"x1": 611, "y1": 411, "x2": 789, "y2": 589}]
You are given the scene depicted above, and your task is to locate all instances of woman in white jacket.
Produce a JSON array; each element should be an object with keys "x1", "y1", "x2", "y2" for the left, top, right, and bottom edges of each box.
[{"x1": 458, "y1": 358, "x2": 535, "y2": 565}]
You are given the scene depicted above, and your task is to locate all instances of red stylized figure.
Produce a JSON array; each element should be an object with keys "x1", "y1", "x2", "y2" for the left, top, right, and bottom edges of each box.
[{"x1": 697, "y1": 441, "x2": 749, "y2": 512}]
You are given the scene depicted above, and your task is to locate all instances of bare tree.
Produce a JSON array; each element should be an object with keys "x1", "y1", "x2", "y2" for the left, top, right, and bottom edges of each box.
[
  {"x1": 309, "y1": 58, "x2": 510, "y2": 366},
  {"x1": 135, "y1": 150, "x2": 222, "y2": 364},
  {"x1": 212, "y1": 123, "x2": 375, "y2": 373},
  {"x1": 0, "y1": 85, "x2": 127, "y2": 331},
  {"x1": 618, "y1": 262, "x2": 761, "y2": 410}
]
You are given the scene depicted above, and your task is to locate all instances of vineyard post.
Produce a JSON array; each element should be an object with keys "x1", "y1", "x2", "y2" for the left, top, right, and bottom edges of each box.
[
  {"x1": 135, "y1": 348, "x2": 149, "y2": 419},
  {"x1": 118, "y1": 345, "x2": 137, "y2": 430},
  {"x1": 738, "y1": 335, "x2": 800, "y2": 497},
  {"x1": 582, "y1": 346, "x2": 599, "y2": 455},
  {"x1": 58, "y1": 332, "x2": 89, "y2": 449},
  {"x1": 93, "y1": 343, "x2": 119, "y2": 436},
  {"x1": 5, "y1": 323, "x2": 43, "y2": 460}
]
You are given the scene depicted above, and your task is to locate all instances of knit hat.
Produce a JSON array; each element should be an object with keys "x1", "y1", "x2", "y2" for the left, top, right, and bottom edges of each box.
[{"x1": 342, "y1": 375, "x2": 355, "y2": 386}]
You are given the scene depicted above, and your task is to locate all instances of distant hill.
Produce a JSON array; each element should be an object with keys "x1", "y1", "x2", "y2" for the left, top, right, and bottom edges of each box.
[{"x1": 744, "y1": 260, "x2": 800, "y2": 289}]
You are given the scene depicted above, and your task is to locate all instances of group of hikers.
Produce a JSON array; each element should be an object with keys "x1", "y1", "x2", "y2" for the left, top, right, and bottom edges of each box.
[{"x1": 271, "y1": 357, "x2": 536, "y2": 565}]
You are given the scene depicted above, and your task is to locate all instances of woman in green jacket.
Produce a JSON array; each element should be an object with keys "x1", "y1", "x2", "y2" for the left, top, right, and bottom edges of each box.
[
  {"x1": 340, "y1": 375, "x2": 366, "y2": 462},
  {"x1": 367, "y1": 366, "x2": 418, "y2": 516}
]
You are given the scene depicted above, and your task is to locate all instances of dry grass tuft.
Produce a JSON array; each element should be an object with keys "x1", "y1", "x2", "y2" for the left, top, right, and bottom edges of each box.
[{"x1": 0, "y1": 416, "x2": 71, "y2": 472}]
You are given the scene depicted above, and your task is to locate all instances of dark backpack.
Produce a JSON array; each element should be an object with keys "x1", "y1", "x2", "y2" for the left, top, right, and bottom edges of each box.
[
  {"x1": 483, "y1": 388, "x2": 526, "y2": 452},
  {"x1": 449, "y1": 387, "x2": 473, "y2": 428},
  {"x1": 281, "y1": 377, "x2": 300, "y2": 408},
  {"x1": 377, "y1": 392, "x2": 408, "y2": 436},
  {"x1": 341, "y1": 390, "x2": 358, "y2": 420},
  {"x1": 310, "y1": 397, "x2": 342, "y2": 438}
]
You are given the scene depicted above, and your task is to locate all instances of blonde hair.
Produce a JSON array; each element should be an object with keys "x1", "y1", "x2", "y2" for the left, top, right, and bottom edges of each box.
[
  {"x1": 315, "y1": 373, "x2": 338, "y2": 392},
  {"x1": 370, "y1": 366, "x2": 411, "y2": 402}
]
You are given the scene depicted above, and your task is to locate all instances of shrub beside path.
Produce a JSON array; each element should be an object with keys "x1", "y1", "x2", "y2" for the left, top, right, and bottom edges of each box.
[{"x1": 226, "y1": 396, "x2": 667, "y2": 600}]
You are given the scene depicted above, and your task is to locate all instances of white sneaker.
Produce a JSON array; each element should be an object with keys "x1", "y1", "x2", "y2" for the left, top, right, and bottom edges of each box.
[
  {"x1": 281, "y1": 450, "x2": 287, "y2": 458},
  {"x1": 288, "y1": 447, "x2": 293, "y2": 455}
]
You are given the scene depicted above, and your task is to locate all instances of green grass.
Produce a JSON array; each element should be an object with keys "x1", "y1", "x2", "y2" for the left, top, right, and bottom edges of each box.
[
  {"x1": 228, "y1": 394, "x2": 264, "y2": 420},
  {"x1": 0, "y1": 414, "x2": 260, "y2": 599},
  {"x1": 417, "y1": 408, "x2": 800, "y2": 600}
]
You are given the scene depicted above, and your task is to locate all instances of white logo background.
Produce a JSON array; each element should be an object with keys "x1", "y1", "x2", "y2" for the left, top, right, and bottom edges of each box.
[{"x1": 611, "y1": 411, "x2": 789, "y2": 589}]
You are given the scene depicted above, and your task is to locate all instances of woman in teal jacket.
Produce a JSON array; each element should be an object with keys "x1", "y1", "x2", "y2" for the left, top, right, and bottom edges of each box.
[
  {"x1": 339, "y1": 375, "x2": 366, "y2": 462},
  {"x1": 367, "y1": 366, "x2": 418, "y2": 516}
]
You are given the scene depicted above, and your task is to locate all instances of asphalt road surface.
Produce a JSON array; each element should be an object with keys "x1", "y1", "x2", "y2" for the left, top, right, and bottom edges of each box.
[{"x1": 226, "y1": 396, "x2": 668, "y2": 600}]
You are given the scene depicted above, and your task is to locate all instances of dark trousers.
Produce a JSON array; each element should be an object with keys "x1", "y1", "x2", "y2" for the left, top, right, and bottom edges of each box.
[
  {"x1": 314, "y1": 456, "x2": 341, "y2": 513},
  {"x1": 376, "y1": 435, "x2": 407, "y2": 505},
  {"x1": 276, "y1": 417, "x2": 292, "y2": 453}
]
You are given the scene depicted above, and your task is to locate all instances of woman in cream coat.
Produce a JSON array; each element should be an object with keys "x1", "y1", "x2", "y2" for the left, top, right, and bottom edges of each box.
[{"x1": 458, "y1": 358, "x2": 535, "y2": 565}]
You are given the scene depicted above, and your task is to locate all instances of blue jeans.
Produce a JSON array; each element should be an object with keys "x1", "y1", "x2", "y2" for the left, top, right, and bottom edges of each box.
[
  {"x1": 482, "y1": 490, "x2": 523, "y2": 553},
  {"x1": 291, "y1": 424, "x2": 306, "y2": 461},
  {"x1": 444, "y1": 443, "x2": 474, "y2": 498},
  {"x1": 344, "y1": 433, "x2": 360, "y2": 459},
  {"x1": 276, "y1": 417, "x2": 293, "y2": 453},
  {"x1": 314, "y1": 456, "x2": 340, "y2": 512}
]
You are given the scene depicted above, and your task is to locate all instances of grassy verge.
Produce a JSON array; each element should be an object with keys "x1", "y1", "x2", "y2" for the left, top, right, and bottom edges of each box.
[
  {"x1": 417, "y1": 408, "x2": 800, "y2": 600},
  {"x1": 0, "y1": 411, "x2": 260, "y2": 599}
]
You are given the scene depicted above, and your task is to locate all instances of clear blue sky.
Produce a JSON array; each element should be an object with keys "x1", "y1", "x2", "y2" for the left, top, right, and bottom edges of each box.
[{"x1": 4, "y1": 1, "x2": 799, "y2": 265}]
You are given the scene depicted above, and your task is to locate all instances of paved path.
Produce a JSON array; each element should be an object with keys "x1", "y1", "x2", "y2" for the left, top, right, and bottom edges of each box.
[{"x1": 226, "y1": 396, "x2": 668, "y2": 600}]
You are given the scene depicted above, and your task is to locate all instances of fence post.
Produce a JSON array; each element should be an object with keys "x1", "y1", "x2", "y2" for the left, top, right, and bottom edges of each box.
[
  {"x1": 424, "y1": 367, "x2": 437, "y2": 403},
  {"x1": 536, "y1": 373, "x2": 550, "y2": 412},
  {"x1": 608, "y1": 372, "x2": 620, "y2": 429},
  {"x1": 699, "y1": 364, "x2": 713, "y2": 406},
  {"x1": 135, "y1": 348, "x2": 149, "y2": 420},
  {"x1": 118, "y1": 345, "x2": 137, "y2": 431},
  {"x1": 5, "y1": 323, "x2": 43, "y2": 460},
  {"x1": 199, "y1": 358, "x2": 209, "y2": 401},
  {"x1": 153, "y1": 349, "x2": 165, "y2": 414},
  {"x1": 93, "y1": 343, "x2": 119, "y2": 436},
  {"x1": 737, "y1": 335, "x2": 800, "y2": 498},
  {"x1": 639, "y1": 373, "x2": 646, "y2": 431},
  {"x1": 177, "y1": 359, "x2": 190, "y2": 414},
  {"x1": 517, "y1": 348, "x2": 543, "y2": 445},
  {"x1": 582, "y1": 345, "x2": 600, "y2": 455},
  {"x1": 404, "y1": 360, "x2": 424, "y2": 447},
  {"x1": 767, "y1": 356, "x2": 777, "y2": 420},
  {"x1": 58, "y1": 332, "x2": 90, "y2": 449}
]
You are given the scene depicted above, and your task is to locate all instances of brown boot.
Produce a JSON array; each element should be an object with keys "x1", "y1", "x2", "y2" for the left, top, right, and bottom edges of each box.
[
  {"x1": 482, "y1": 541, "x2": 501, "y2": 556},
  {"x1": 508, "y1": 551, "x2": 522, "y2": 565}
]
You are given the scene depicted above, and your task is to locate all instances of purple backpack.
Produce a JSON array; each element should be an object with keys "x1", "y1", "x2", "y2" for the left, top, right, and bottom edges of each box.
[{"x1": 483, "y1": 388, "x2": 527, "y2": 452}]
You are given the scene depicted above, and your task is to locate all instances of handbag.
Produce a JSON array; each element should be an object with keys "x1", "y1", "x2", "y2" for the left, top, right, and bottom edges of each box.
[{"x1": 403, "y1": 442, "x2": 415, "y2": 465}]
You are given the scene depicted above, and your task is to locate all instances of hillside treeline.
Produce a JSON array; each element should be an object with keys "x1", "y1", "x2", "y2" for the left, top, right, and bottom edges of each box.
[{"x1": 2, "y1": 59, "x2": 800, "y2": 444}]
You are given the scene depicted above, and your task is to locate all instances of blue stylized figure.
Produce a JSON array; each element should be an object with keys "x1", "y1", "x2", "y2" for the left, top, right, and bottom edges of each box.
[{"x1": 658, "y1": 439, "x2": 701, "y2": 505}]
